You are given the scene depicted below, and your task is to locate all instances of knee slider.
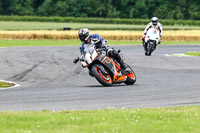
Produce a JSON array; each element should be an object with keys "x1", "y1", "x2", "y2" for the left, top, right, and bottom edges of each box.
[
  {"x1": 112, "y1": 50, "x2": 118, "y2": 56},
  {"x1": 110, "y1": 50, "x2": 122, "y2": 62},
  {"x1": 108, "y1": 49, "x2": 119, "y2": 58}
]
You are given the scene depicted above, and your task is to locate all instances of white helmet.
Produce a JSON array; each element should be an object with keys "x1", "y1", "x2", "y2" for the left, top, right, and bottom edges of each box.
[{"x1": 152, "y1": 17, "x2": 158, "y2": 25}]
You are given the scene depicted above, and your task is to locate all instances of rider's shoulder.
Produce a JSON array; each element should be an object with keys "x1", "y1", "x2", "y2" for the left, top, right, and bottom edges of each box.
[
  {"x1": 157, "y1": 22, "x2": 162, "y2": 26},
  {"x1": 148, "y1": 22, "x2": 153, "y2": 25},
  {"x1": 80, "y1": 42, "x2": 85, "y2": 46},
  {"x1": 91, "y1": 34, "x2": 100, "y2": 38}
]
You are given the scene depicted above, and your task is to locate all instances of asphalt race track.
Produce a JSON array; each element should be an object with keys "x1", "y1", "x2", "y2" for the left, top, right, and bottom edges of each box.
[{"x1": 0, "y1": 45, "x2": 200, "y2": 111}]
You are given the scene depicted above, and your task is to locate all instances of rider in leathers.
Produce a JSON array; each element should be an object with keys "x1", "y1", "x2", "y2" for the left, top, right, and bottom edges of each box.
[
  {"x1": 142, "y1": 17, "x2": 163, "y2": 50},
  {"x1": 78, "y1": 28, "x2": 128, "y2": 72}
]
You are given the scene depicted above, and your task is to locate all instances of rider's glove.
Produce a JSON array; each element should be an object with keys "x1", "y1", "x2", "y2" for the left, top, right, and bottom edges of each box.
[
  {"x1": 80, "y1": 54, "x2": 85, "y2": 61},
  {"x1": 158, "y1": 34, "x2": 162, "y2": 44},
  {"x1": 158, "y1": 39, "x2": 161, "y2": 44},
  {"x1": 141, "y1": 35, "x2": 145, "y2": 41},
  {"x1": 82, "y1": 65, "x2": 86, "y2": 68}
]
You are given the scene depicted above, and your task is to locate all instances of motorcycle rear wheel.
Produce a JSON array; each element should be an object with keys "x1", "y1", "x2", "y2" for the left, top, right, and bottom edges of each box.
[{"x1": 91, "y1": 64, "x2": 112, "y2": 86}]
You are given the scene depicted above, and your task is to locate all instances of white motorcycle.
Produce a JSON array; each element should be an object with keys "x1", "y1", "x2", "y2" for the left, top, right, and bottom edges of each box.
[{"x1": 144, "y1": 28, "x2": 160, "y2": 56}]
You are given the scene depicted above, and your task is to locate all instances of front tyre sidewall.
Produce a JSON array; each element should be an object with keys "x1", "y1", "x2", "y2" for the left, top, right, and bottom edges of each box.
[
  {"x1": 124, "y1": 65, "x2": 136, "y2": 85},
  {"x1": 91, "y1": 64, "x2": 112, "y2": 86},
  {"x1": 147, "y1": 43, "x2": 151, "y2": 56},
  {"x1": 146, "y1": 42, "x2": 153, "y2": 56}
]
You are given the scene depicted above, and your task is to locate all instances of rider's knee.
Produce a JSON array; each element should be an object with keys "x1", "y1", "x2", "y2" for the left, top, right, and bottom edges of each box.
[
  {"x1": 108, "y1": 49, "x2": 119, "y2": 58},
  {"x1": 112, "y1": 50, "x2": 119, "y2": 56}
]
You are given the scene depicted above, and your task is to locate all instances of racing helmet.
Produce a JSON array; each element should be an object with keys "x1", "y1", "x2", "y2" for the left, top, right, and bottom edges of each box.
[
  {"x1": 152, "y1": 17, "x2": 158, "y2": 25},
  {"x1": 78, "y1": 28, "x2": 90, "y2": 43}
]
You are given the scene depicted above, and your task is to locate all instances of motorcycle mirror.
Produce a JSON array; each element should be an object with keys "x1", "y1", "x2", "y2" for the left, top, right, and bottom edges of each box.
[
  {"x1": 118, "y1": 50, "x2": 121, "y2": 53},
  {"x1": 73, "y1": 57, "x2": 79, "y2": 64}
]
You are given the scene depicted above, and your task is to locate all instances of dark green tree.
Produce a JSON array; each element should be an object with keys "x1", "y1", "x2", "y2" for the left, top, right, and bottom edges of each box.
[
  {"x1": 132, "y1": 0, "x2": 148, "y2": 18},
  {"x1": 0, "y1": 0, "x2": 2, "y2": 14},
  {"x1": 0, "y1": 0, "x2": 12, "y2": 15},
  {"x1": 0, "y1": 0, "x2": 199, "y2": 20},
  {"x1": 9, "y1": 0, "x2": 34, "y2": 15},
  {"x1": 37, "y1": 0, "x2": 56, "y2": 16},
  {"x1": 188, "y1": 0, "x2": 200, "y2": 20},
  {"x1": 33, "y1": 0, "x2": 45, "y2": 13}
]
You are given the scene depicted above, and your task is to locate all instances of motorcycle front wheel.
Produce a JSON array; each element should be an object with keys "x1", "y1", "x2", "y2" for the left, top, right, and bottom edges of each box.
[
  {"x1": 146, "y1": 42, "x2": 154, "y2": 56},
  {"x1": 124, "y1": 65, "x2": 136, "y2": 85},
  {"x1": 91, "y1": 64, "x2": 112, "y2": 86}
]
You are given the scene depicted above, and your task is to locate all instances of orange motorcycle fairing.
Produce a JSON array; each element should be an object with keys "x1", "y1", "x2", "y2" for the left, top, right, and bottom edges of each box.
[
  {"x1": 126, "y1": 72, "x2": 135, "y2": 79},
  {"x1": 105, "y1": 56, "x2": 127, "y2": 83}
]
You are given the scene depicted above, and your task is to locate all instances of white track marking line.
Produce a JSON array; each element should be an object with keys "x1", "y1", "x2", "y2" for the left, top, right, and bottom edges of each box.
[{"x1": 165, "y1": 53, "x2": 192, "y2": 57}]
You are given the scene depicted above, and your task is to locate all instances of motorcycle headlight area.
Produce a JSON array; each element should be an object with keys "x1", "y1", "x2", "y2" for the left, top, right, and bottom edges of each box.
[
  {"x1": 85, "y1": 53, "x2": 92, "y2": 64},
  {"x1": 81, "y1": 61, "x2": 88, "y2": 67},
  {"x1": 91, "y1": 50, "x2": 98, "y2": 60}
]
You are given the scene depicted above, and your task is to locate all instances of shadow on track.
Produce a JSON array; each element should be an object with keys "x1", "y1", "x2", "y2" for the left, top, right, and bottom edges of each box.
[{"x1": 81, "y1": 84, "x2": 134, "y2": 88}]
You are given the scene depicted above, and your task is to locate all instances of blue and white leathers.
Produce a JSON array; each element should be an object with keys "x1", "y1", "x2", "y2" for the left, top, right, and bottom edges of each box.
[{"x1": 80, "y1": 34, "x2": 107, "y2": 53}]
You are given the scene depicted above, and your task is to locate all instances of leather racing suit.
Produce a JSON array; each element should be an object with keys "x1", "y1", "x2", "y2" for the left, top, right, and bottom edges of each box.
[
  {"x1": 142, "y1": 22, "x2": 163, "y2": 50},
  {"x1": 80, "y1": 34, "x2": 127, "y2": 69}
]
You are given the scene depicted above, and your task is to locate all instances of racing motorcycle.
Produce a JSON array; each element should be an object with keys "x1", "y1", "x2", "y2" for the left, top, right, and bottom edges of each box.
[
  {"x1": 73, "y1": 44, "x2": 136, "y2": 86},
  {"x1": 144, "y1": 28, "x2": 160, "y2": 56}
]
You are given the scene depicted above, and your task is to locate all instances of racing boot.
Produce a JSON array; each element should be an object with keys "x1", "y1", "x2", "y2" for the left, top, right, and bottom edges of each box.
[
  {"x1": 120, "y1": 61, "x2": 131, "y2": 75},
  {"x1": 108, "y1": 49, "x2": 130, "y2": 75}
]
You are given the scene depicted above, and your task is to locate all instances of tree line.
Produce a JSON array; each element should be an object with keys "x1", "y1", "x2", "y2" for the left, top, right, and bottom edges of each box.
[{"x1": 0, "y1": 0, "x2": 200, "y2": 20}]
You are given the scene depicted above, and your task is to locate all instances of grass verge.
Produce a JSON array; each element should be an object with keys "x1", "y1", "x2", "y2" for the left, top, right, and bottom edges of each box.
[
  {"x1": 185, "y1": 52, "x2": 200, "y2": 56},
  {"x1": 1, "y1": 21, "x2": 200, "y2": 30},
  {"x1": 0, "y1": 106, "x2": 200, "y2": 133},
  {"x1": 0, "y1": 40, "x2": 200, "y2": 47},
  {"x1": 0, "y1": 81, "x2": 14, "y2": 88}
]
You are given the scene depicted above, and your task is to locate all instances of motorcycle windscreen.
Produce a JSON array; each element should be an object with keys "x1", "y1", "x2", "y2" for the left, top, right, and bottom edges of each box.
[{"x1": 146, "y1": 28, "x2": 160, "y2": 41}]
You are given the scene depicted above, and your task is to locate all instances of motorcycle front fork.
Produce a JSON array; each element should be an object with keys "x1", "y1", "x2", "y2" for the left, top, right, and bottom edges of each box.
[{"x1": 143, "y1": 41, "x2": 147, "y2": 51}]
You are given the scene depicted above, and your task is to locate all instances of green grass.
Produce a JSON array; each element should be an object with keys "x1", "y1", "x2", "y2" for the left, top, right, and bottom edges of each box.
[
  {"x1": 1, "y1": 21, "x2": 200, "y2": 30},
  {"x1": 0, "y1": 81, "x2": 13, "y2": 88},
  {"x1": 185, "y1": 52, "x2": 200, "y2": 56},
  {"x1": 161, "y1": 41, "x2": 200, "y2": 45},
  {"x1": 0, "y1": 40, "x2": 200, "y2": 47},
  {"x1": 0, "y1": 40, "x2": 80, "y2": 47},
  {"x1": 0, "y1": 106, "x2": 200, "y2": 133}
]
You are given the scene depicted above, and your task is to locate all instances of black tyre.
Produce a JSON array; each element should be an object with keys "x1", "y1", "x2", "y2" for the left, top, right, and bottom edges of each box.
[
  {"x1": 146, "y1": 42, "x2": 154, "y2": 56},
  {"x1": 124, "y1": 65, "x2": 136, "y2": 85},
  {"x1": 91, "y1": 64, "x2": 112, "y2": 86},
  {"x1": 146, "y1": 45, "x2": 152, "y2": 56},
  {"x1": 147, "y1": 50, "x2": 152, "y2": 56}
]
